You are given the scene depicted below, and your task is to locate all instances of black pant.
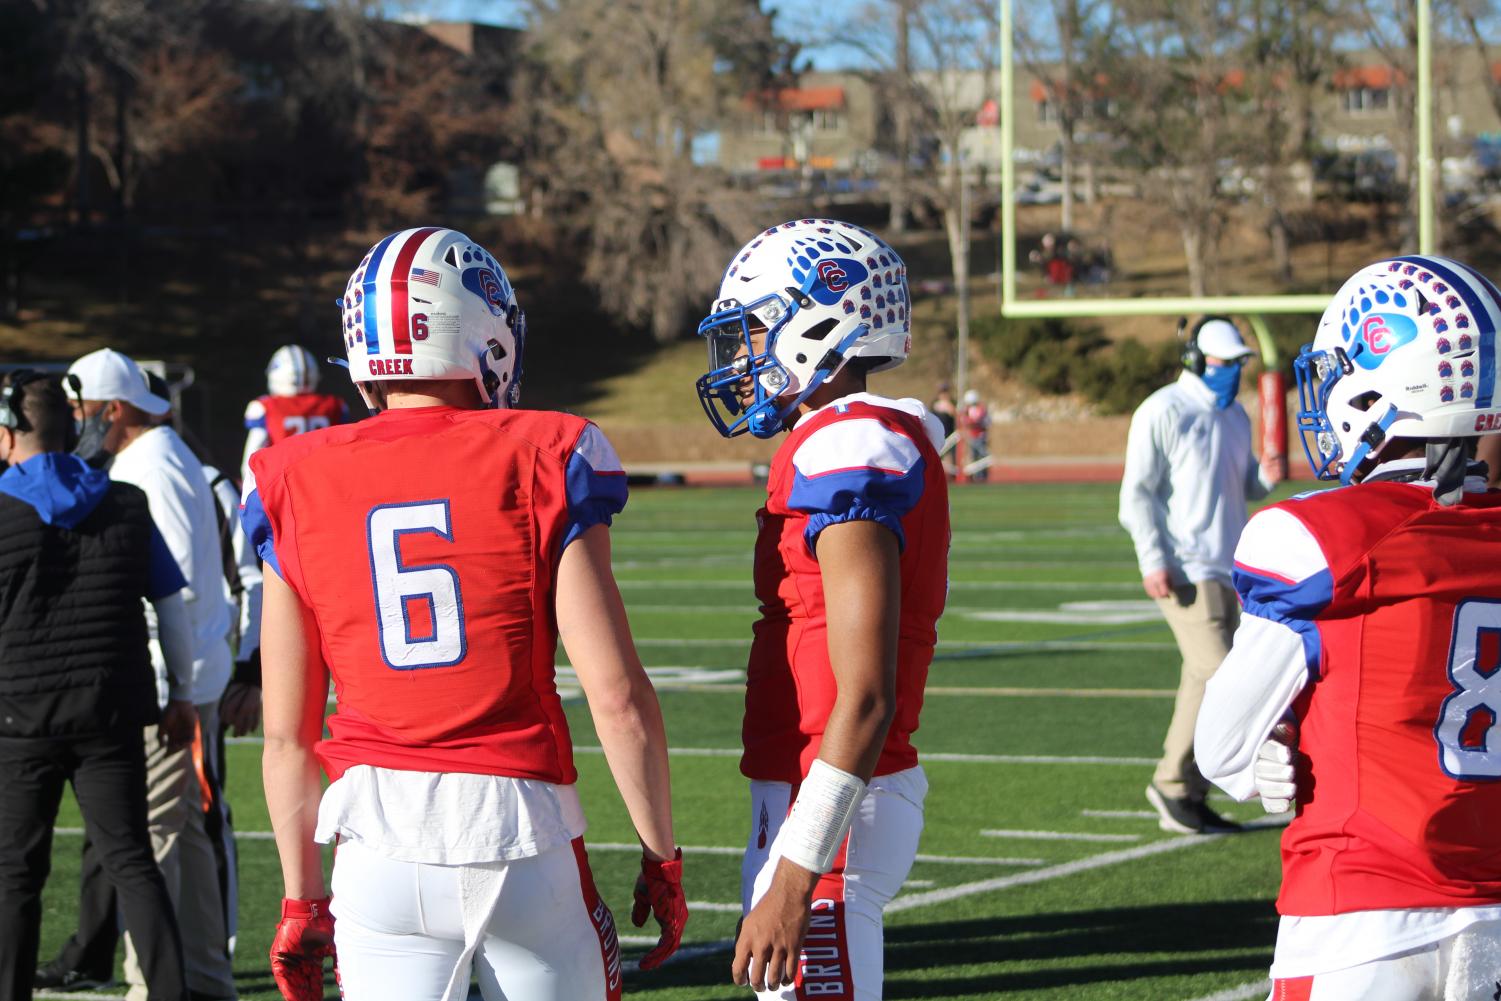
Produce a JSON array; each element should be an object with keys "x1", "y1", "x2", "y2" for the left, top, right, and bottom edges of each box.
[
  {"x1": 55, "y1": 720, "x2": 236, "y2": 983},
  {"x1": 0, "y1": 727, "x2": 186, "y2": 1001},
  {"x1": 52, "y1": 837, "x2": 120, "y2": 980}
]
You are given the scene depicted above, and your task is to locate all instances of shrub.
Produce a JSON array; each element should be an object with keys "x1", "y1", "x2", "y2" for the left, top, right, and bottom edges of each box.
[{"x1": 972, "y1": 315, "x2": 1179, "y2": 415}]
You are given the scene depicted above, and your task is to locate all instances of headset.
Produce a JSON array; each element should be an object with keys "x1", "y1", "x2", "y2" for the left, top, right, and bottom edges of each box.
[
  {"x1": 0, "y1": 369, "x2": 39, "y2": 431},
  {"x1": 0, "y1": 370, "x2": 83, "y2": 452},
  {"x1": 1179, "y1": 315, "x2": 1235, "y2": 377}
]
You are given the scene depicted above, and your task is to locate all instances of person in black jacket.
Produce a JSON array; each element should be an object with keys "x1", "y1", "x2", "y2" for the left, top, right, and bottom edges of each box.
[{"x1": 0, "y1": 371, "x2": 196, "y2": 1001}]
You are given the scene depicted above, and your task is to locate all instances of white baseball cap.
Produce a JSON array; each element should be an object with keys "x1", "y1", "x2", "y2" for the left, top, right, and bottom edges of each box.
[
  {"x1": 67, "y1": 348, "x2": 171, "y2": 416},
  {"x1": 1195, "y1": 319, "x2": 1257, "y2": 362}
]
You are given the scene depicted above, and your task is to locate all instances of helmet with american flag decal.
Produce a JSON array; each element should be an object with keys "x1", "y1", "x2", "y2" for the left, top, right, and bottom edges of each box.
[{"x1": 339, "y1": 227, "x2": 525, "y2": 411}]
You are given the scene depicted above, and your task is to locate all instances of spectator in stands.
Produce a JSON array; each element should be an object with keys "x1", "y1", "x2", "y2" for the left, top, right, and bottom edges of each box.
[
  {"x1": 64, "y1": 349, "x2": 238, "y2": 1001},
  {"x1": 0, "y1": 370, "x2": 192, "y2": 1001},
  {"x1": 960, "y1": 389, "x2": 991, "y2": 481}
]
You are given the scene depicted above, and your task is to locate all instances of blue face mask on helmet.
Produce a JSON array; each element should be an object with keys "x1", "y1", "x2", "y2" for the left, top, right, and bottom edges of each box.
[{"x1": 1201, "y1": 361, "x2": 1243, "y2": 410}]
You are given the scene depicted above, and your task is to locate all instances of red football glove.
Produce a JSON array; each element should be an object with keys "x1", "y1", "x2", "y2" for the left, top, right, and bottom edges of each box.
[
  {"x1": 631, "y1": 848, "x2": 687, "y2": 970},
  {"x1": 270, "y1": 896, "x2": 335, "y2": 1001}
]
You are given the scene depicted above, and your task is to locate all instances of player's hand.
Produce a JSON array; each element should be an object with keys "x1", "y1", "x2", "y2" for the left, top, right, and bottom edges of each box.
[
  {"x1": 220, "y1": 681, "x2": 263, "y2": 737},
  {"x1": 270, "y1": 896, "x2": 335, "y2": 1001},
  {"x1": 1262, "y1": 456, "x2": 1286, "y2": 486},
  {"x1": 1141, "y1": 569, "x2": 1173, "y2": 600},
  {"x1": 731, "y1": 859, "x2": 817, "y2": 992},
  {"x1": 1254, "y1": 720, "x2": 1299, "y2": 813},
  {"x1": 631, "y1": 848, "x2": 687, "y2": 970},
  {"x1": 159, "y1": 699, "x2": 196, "y2": 751}
]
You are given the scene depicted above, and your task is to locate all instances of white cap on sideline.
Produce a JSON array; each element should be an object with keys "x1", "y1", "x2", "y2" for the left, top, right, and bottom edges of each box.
[
  {"x1": 1196, "y1": 319, "x2": 1256, "y2": 362},
  {"x1": 67, "y1": 348, "x2": 171, "y2": 416}
]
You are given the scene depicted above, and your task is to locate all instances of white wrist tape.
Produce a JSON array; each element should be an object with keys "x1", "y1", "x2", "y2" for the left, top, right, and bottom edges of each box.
[{"x1": 779, "y1": 759, "x2": 868, "y2": 874}]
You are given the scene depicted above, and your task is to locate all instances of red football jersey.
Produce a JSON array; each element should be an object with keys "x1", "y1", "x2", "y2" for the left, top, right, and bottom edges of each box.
[
  {"x1": 1250, "y1": 483, "x2": 1501, "y2": 914},
  {"x1": 246, "y1": 393, "x2": 349, "y2": 445},
  {"x1": 244, "y1": 405, "x2": 627, "y2": 784},
  {"x1": 742, "y1": 396, "x2": 949, "y2": 784}
]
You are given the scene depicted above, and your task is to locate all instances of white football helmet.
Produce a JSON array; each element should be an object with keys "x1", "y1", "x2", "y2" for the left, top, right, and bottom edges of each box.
[
  {"x1": 339, "y1": 227, "x2": 525, "y2": 410},
  {"x1": 695, "y1": 219, "x2": 911, "y2": 438},
  {"x1": 266, "y1": 345, "x2": 320, "y2": 396},
  {"x1": 1296, "y1": 255, "x2": 1501, "y2": 483}
]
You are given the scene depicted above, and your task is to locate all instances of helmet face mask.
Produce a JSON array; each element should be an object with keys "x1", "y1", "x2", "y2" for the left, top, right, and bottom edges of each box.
[
  {"x1": 340, "y1": 227, "x2": 525, "y2": 412},
  {"x1": 695, "y1": 219, "x2": 911, "y2": 439},
  {"x1": 696, "y1": 291, "x2": 801, "y2": 438},
  {"x1": 1295, "y1": 255, "x2": 1501, "y2": 484}
]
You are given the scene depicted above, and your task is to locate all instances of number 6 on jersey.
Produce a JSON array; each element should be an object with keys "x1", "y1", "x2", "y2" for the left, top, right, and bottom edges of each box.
[{"x1": 367, "y1": 500, "x2": 467, "y2": 670}]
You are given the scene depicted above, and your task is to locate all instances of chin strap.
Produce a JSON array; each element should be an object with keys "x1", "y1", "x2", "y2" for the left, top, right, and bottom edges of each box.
[
  {"x1": 1424, "y1": 439, "x2": 1472, "y2": 507},
  {"x1": 1339, "y1": 405, "x2": 1400, "y2": 486}
]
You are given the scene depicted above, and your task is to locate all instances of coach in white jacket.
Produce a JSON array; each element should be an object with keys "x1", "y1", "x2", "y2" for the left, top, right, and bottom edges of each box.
[
  {"x1": 67, "y1": 349, "x2": 237, "y2": 1001},
  {"x1": 1119, "y1": 318, "x2": 1280, "y2": 834}
]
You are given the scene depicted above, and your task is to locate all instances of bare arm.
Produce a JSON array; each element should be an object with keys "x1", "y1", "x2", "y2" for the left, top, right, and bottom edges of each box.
[
  {"x1": 556, "y1": 524, "x2": 675, "y2": 861},
  {"x1": 261, "y1": 565, "x2": 329, "y2": 899},
  {"x1": 813, "y1": 520, "x2": 901, "y2": 779},
  {"x1": 733, "y1": 519, "x2": 901, "y2": 992}
]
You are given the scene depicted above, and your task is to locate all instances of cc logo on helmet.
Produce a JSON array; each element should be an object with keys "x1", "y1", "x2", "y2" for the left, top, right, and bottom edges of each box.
[
  {"x1": 816, "y1": 259, "x2": 850, "y2": 293},
  {"x1": 462, "y1": 267, "x2": 509, "y2": 317},
  {"x1": 1352, "y1": 312, "x2": 1419, "y2": 370}
]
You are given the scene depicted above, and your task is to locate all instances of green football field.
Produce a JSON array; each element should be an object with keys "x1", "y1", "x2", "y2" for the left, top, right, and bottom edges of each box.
[{"x1": 39, "y1": 480, "x2": 1305, "y2": 1001}]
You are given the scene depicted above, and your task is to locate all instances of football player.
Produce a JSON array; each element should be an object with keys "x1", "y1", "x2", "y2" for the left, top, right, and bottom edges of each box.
[
  {"x1": 245, "y1": 227, "x2": 685, "y2": 1000},
  {"x1": 695, "y1": 219, "x2": 949, "y2": 998},
  {"x1": 1196, "y1": 256, "x2": 1501, "y2": 1000},
  {"x1": 240, "y1": 345, "x2": 348, "y2": 481}
]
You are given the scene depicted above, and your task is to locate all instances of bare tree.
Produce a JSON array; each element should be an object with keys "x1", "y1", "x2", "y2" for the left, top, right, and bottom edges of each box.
[
  {"x1": 516, "y1": 0, "x2": 789, "y2": 342},
  {"x1": 1243, "y1": 0, "x2": 1347, "y2": 283},
  {"x1": 1015, "y1": 0, "x2": 1110, "y2": 233},
  {"x1": 1087, "y1": 0, "x2": 1263, "y2": 297},
  {"x1": 906, "y1": 0, "x2": 998, "y2": 361},
  {"x1": 1355, "y1": 0, "x2": 1449, "y2": 253}
]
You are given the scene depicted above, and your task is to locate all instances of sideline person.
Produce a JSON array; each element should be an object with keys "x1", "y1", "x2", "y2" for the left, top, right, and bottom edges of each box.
[
  {"x1": 247, "y1": 227, "x2": 686, "y2": 1000},
  {"x1": 1197, "y1": 256, "x2": 1501, "y2": 998},
  {"x1": 1119, "y1": 316, "x2": 1281, "y2": 834},
  {"x1": 694, "y1": 218, "x2": 949, "y2": 997},
  {"x1": 0, "y1": 370, "x2": 194, "y2": 1001}
]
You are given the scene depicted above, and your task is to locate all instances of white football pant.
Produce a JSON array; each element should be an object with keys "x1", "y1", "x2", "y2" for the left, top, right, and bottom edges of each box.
[
  {"x1": 1270, "y1": 921, "x2": 1501, "y2": 1001},
  {"x1": 330, "y1": 836, "x2": 622, "y2": 1001},
  {"x1": 742, "y1": 766, "x2": 927, "y2": 1000}
]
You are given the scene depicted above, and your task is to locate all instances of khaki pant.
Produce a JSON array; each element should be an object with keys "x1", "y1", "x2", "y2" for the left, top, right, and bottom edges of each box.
[
  {"x1": 1152, "y1": 580, "x2": 1239, "y2": 801},
  {"x1": 123, "y1": 702, "x2": 236, "y2": 1001}
]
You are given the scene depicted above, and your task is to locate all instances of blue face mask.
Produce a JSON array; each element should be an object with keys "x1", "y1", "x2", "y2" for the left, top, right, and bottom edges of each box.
[{"x1": 1201, "y1": 362, "x2": 1243, "y2": 410}]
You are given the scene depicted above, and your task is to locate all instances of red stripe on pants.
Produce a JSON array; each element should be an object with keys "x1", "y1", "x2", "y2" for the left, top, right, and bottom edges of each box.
[
  {"x1": 796, "y1": 839, "x2": 855, "y2": 998},
  {"x1": 1273, "y1": 976, "x2": 1314, "y2": 1001},
  {"x1": 571, "y1": 838, "x2": 623, "y2": 1000}
]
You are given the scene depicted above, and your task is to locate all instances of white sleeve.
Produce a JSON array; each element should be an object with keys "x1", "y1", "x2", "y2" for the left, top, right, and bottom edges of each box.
[
  {"x1": 241, "y1": 426, "x2": 269, "y2": 484},
  {"x1": 137, "y1": 469, "x2": 201, "y2": 605},
  {"x1": 151, "y1": 591, "x2": 195, "y2": 702},
  {"x1": 211, "y1": 474, "x2": 262, "y2": 660},
  {"x1": 1195, "y1": 617, "x2": 1308, "y2": 799},
  {"x1": 1118, "y1": 399, "x2": 1171, "y2": 576},
  {"x1": 1194, "y1": 506, "x2": 1332, "y2": 799}
]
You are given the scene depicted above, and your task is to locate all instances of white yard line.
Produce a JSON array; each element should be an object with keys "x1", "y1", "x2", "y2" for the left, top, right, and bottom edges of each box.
[
  {"x1": 616, "y1": 579, "x2": 1142, "y2": 592},
  {"x1": 885, "y1": 834, "x2": 1215, "y2": 913},
  {"x1": 221, "y1": 737, "x2": 1157, "y2": 767},
  {"x1": 1183, "y1": 979, "x2": 1270, "y2": 1001},
  {"x1": 981, "y1": 829, "x2": 1141, "y2": 843},
  {"x1": 51, "y1": 829, "x2": 1041, "y2": 868},
  {"x1": 924, "y1": 685, "x2": 1174, "y2": 698},
  {"x1": 1082, "y1": 809, "x2": 1158, "y2": 819},
  {"x1": 626, "y1": 637, "x2": 1174, "y2": 650},
  {"x1": 613, "y1": 682, "x2": 1176, "y2": 697}
]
